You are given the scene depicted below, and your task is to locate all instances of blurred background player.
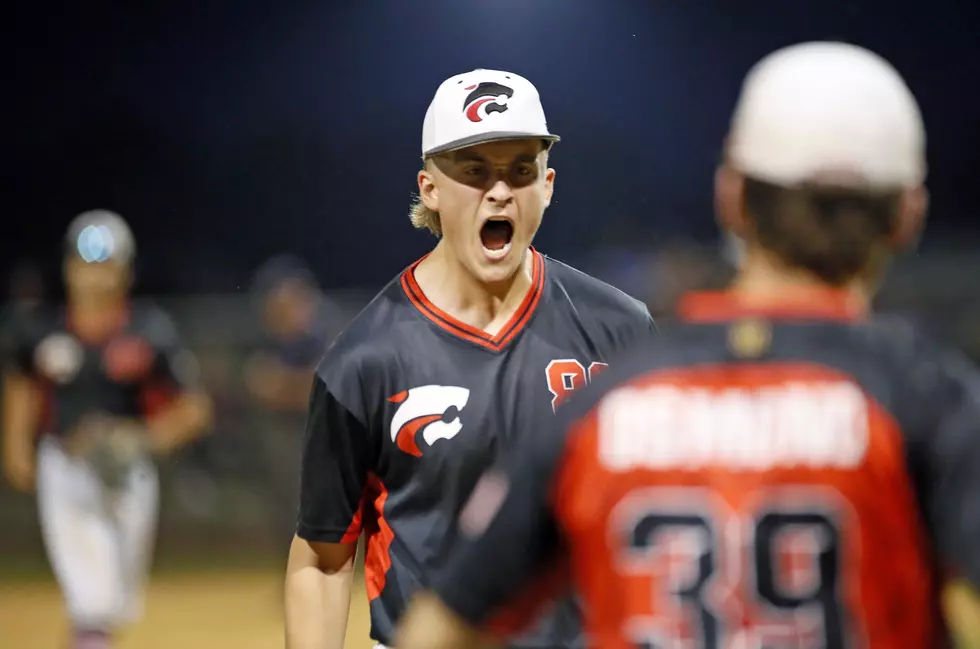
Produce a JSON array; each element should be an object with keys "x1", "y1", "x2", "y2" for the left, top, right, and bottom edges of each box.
[
  {"x1": 245, "y1": 253, "x2": 336, "y2": 542},
  {"x1": 284, "y1": 69, "x2": 655, "y2": 649},
  {"x1": 1, "y1": 209, "x2": 213, "y2": 649},
  {"x1": 394, "y1": 43, "x2": 980, "y2": 649}
]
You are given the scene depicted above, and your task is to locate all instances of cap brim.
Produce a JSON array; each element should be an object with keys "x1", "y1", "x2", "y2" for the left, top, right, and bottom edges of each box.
[{"x1": 424, "y1": 132, "x2": 560, "y2": 157}]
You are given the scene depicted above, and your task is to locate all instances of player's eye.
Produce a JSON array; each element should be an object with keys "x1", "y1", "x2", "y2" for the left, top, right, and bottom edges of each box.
[{"x1": 510, "y1": 164, "x2": 538, "y2": 186}]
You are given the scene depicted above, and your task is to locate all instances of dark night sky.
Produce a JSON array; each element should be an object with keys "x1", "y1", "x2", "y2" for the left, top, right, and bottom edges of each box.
[{"x1": 7, "y1": 1, "x2": 980, "y2": 295}]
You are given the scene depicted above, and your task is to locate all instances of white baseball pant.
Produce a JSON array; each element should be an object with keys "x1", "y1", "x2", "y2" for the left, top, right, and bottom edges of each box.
[{"x1": 36, "y1": 435, "x2": 159, "y2": 631}]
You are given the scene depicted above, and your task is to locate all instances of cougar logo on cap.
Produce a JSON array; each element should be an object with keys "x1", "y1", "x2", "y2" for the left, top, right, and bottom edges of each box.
[{"x1": 463, "y1": 82, "x2": 514, "y2": 123}]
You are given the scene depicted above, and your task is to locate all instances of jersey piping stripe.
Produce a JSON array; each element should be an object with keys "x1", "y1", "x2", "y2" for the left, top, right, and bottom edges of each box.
[
  {"x1": 140, "y1": 381, "x2": 177, "y2": 418},
  {"x1": 400, "y1": 249, "x2": 545, "y2": 352},
  {"x1": 363, "y1": 473, "x2": 396, "y2": 601}
]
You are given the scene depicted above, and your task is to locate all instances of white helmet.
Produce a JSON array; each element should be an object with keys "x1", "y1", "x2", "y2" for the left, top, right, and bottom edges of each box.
[{"x1": 65, "y1": 209, "x2": 136, "y2": 264}]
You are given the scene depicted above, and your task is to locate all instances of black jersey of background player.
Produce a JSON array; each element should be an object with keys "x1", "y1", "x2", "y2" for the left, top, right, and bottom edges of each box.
[
  {"x1": 2, "y1": 301, "x2": 197, "y2": 438},
  {"x1": 432, "y1": 290, "x2": 980, "y2": 649},
  {"x1": 297, "y1": 248, "x2": 655, "y2": 648}
]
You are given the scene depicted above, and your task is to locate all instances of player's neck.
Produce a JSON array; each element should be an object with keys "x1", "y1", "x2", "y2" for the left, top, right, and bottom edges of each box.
[
  {"x1": 731, "y1": 249, "x2": 871, "y2": 310},
  {"x1": 68, "y1": 297, "x2": 129, "y2": 343},
  {"x1": 414, "y1": 242, "x2": 534, "y2": 335}
]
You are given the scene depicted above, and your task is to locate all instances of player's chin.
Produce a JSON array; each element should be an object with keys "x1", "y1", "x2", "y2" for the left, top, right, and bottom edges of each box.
[{"x1": 473, "y1": 243, "x2": 523, "y2": 283}]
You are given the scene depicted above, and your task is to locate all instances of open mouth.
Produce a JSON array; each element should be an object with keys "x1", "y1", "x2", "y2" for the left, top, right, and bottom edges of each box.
[{"x1": 480, "y1": 218, "x2": 514, "y2": 255}]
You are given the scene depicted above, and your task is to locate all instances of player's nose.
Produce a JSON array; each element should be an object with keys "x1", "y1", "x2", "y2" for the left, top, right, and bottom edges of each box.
[{"x1": 485, "y1": 179, "x2": 514, "y2": 205}]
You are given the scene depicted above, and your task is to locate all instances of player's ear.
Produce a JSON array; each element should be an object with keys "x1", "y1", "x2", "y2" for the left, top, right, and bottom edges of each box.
[
  {"x1": 890, "y1": 184, "x2": 928, "y2": 251},
  {"x1": 543, "y1": 167, "x2": 555, "y2": 207},
  {"x1": 418, "y1": 163, "x2": 439, "y2": 212},
  {"x1": 715, "y1": 163, "x2": 748, "y2": 239}
]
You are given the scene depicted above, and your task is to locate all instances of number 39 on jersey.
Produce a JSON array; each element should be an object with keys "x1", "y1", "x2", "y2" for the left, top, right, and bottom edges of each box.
[
  {"x1": 612, "y1": 486, "x2": 856, "y2": 649},
  {"x1": 546, "y1": 359, "x2": 609, "y2": 411}
]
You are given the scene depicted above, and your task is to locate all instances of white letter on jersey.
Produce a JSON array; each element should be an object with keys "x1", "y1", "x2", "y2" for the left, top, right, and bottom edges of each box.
[{"x1": 598, "y1": 381, "x2": 870, "y2": 471}]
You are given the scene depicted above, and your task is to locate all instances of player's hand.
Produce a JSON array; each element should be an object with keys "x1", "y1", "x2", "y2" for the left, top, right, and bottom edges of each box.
[{"x1": 3, "y1": 448, "x2": 35, "y2": 493}]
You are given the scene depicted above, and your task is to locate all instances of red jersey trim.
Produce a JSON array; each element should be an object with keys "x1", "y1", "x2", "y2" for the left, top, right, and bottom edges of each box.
[
  {"x1": 400, "y1": 248, "x2": 545, "y2": 352},
  {"x1": 678, "y1": 288, "x2": 867, "y2": 323},
  {"x1": 362, "y1": 473, "x2": 395, "y2": 601}
]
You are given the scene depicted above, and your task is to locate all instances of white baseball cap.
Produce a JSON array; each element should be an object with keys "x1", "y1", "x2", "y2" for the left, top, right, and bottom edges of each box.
[
  {"x1": 728, "y1": 42, "x2": 926, "y2": 189},
  {"x1": 421, "y1": 69, "x2": 560, "y2": 158}
]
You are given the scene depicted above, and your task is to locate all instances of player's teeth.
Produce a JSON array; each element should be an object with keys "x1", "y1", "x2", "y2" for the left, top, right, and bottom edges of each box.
[{"x1": 485, "y1": 242, "x2": 511, "y2": 259}]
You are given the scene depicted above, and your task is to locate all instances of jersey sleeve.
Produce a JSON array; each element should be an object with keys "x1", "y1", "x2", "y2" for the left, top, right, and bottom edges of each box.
[
  {"x1": 296, "y1": 373, "x2": 375, "y2": 543},
  {"x1": 634, "y1": 300, "x2": 658, "y2": 338},
  {"x1": 0, "y1": 307, "x2": 41, "y2": 376},
  {"x1": 432, "y1": 407, "x2": 575, "y2": 633},
  {"x1": 918, "y1": 350, "x2": 980, "y2": 588},
  {"x1": 608, "y1": 298, "x2": 657, "y2": 357},
  {"x1": 142, "y1": 307, "x2": 202, "y2": 392}
]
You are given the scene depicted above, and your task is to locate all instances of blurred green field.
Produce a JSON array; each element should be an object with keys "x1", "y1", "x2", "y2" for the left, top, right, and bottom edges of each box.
[{"x1": 0, "y1": 563, "x2": 374, "y2": 649}]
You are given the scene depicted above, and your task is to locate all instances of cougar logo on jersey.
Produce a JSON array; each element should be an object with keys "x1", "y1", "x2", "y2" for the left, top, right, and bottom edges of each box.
[
  {"x1": 388, "y1": 385, "x2": 470, "y2": 457},
  {"x1": 463, "y1": 82, "x2": 513, "y2": 123},
  {"x1": 34, "y1": 333, "x2": 83, "y2": 384}
]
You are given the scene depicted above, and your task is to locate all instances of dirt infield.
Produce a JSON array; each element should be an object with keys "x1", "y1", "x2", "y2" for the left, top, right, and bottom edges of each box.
[
  {"x1": 5, "y1": 570, "x2": 978, "y2": 648},
  {"x1": 0, "y1": 570, "x2": 374, "y2": 649}
]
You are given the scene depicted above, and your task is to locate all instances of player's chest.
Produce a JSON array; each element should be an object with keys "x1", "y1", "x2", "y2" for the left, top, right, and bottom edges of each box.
[
  {"x1": 31, "y1": 329, "x2": 156, "y2": 388},
  {"x1": 375, "y1": 334, "x2": 610, "y2": 466}
]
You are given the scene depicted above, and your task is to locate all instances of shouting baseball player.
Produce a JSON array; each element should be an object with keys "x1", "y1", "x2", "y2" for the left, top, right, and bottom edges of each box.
[
  {"x1": 2, "y1": 210, "x2": 213, "y2": 649},
  {"x1": 284, "y1": 69, "x2": 656, "y2": 649}
]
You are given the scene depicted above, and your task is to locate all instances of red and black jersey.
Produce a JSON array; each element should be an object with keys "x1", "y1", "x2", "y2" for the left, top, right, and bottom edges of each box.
[
  {"x1": 296, "y1": 248, "x2": 655, "y2": 647},
  {"x1": 1, "y1": 300, "x2": 200, "y2": 437},
  {"x1": 433, "y1": 289, "x2": 980, "y2": 649}
]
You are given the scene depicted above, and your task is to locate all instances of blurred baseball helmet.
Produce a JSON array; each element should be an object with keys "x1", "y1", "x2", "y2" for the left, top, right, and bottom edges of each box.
[{"x1": 65, "y1": 209, "x2": 136, "y2": 264}]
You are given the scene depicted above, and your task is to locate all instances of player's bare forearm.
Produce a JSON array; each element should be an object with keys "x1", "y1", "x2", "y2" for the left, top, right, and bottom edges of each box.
[
  {"x1": 2, "y1": 372, "x2": 40, "y2": 445},
  {"x1": 395, "y1": 592, "x2": 498, "y2": 649},
  {"x1": 146, "y1": 391, "x2": 213, "y2": 454},
  {"x1": 2, "y1": 372, "x2": 41, "y2": 491},
  {"x1": 945, "y1": 581, "x2": 980, "y2": 649},
  {"x1": 285, "y1": 536, "x2": 358, "y2": 649}
]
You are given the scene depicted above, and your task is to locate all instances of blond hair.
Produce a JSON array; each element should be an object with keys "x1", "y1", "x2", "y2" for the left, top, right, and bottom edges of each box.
[{"x1": 408, "y1": 199, "x2": 442, "y2": 237}]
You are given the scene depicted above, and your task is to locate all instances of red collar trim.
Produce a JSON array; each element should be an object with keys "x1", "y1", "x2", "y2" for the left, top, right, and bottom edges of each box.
[
  {"x1": 677, "y1": 289, "x2": 867, "y2": 323},
  {"x1": 401, "y1": 248, "x2": 545, "y2": 352}
]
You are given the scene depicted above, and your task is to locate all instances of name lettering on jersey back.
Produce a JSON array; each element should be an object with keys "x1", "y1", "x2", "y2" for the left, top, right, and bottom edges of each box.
[{"x1": 598, "y1": 382, "x2": 869, "y2": 471}]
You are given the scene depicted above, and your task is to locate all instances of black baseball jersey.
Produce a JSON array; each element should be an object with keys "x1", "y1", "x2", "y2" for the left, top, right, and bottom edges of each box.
[
  {"x1": 2, "y1": 301, "x2": 199, "y2": 437},
  {"x1": 433, "y1": 290, "x2": 980, "y2": 649},
  {"x1": 296, "y1": 249, "x2": 655, "y2": 647}
]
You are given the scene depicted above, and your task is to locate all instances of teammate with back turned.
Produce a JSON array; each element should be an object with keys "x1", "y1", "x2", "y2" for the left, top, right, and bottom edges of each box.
[
  {"x1": 1, "y1": 210, "x2": 213, "y2": 649},
  {"x1": 394, "y1": 42, "x2": 980, "y2": 649},
  {"x1": 283, "y1": 69, "x2": 656, "y2": 649}
]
